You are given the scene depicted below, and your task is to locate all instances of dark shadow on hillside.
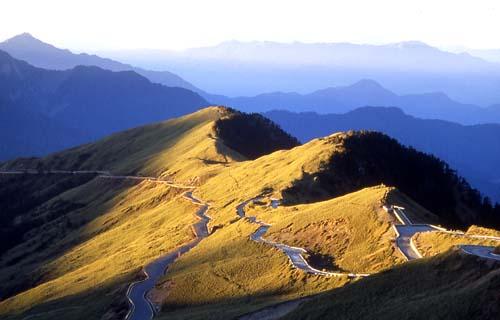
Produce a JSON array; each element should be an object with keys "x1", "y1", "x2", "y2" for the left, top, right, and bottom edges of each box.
[
  {"x1": 0, "y1": 175, "x2": 188, "y2": 302},
  {"x1": 0, "y1": 268, "x2": 138, "y2": 320},
  {"x1": 282, "y1": 249, "x2": 500, "y2": 320},
  {"x1": 214, "y1": 108, "x2": 300, "y2": 160},
  {"x1": 305, "y1": 252, "x2": 347, "y2": 273}
]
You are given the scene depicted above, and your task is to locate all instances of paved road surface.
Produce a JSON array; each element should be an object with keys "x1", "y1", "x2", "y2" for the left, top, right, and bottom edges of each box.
[
  {"x1": 393, "y1": 207, "x2": 412, "y2": 225},
  {"x1": 391, "y1": 206, "x2": 500, "y2": 262},
  {"x1": 460, "y1": 245, "x2": 500, "y2": 261},
  {"x1": 125, "y1": 244, "x2": 199, "y2": 320},
  {"x1": 393, "y1": 225, "x2": 437, "y2": 260},
  {"x1": 125, "y1": 192, "x2": 210, "y2": 320}
]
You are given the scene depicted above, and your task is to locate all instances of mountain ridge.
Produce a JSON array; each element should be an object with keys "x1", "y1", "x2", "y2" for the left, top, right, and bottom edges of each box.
[
  {"x1": 0, "y1": 49, "x2": 209, "y2": 160},
  {"x1": 0, "y1": 33, "x2": 205, "y2": 94},
  {"x1": 213, "y1": 79, "x2": 499, "y2": 125},
  {"x1": 264, "y1": 107, "x2": 500, "y2": 202},
  {"x1": 0, "y1": 107, "x2": 498, "y2": 319},
  {"x1": 103, "y1": 39, "x2": 500, "y2": 105}
]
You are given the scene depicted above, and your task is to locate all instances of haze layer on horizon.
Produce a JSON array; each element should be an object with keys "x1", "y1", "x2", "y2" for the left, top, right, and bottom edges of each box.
[{"x1": 1, "y1": 0, "x2": 500, "y2": 52}]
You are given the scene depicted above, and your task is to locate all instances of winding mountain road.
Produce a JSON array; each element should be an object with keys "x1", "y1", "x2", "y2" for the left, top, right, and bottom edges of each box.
[
  {"x1": 0, "y1": 170, "x2": 208, "y2": 320},
  {"x1": 460, "y1": 245, "x2": 500, "y2": 261},
  {"x1": 125, "y1": 192, "x2": 210, "y2": 320},
  {"x1": 390, "y1": 205, "x2": 500, "y2": 261},
  {"x1": 2, "y1": 170, "x2": 499, "y2": 320},
  {"x1": 238, "y1": 197, "x2": 369, "y2": 278},
  {"x1": 393, "y1": 225, "x2": 437, "y2": 260}
]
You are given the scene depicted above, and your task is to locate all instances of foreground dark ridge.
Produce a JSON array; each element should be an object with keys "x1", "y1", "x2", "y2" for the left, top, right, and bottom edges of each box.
[{"x1": 237, "y1": 202, "x2": 500, "y2": 320}]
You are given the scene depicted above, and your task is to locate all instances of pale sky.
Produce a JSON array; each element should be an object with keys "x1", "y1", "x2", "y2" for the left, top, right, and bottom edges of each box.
[{"x1": 1, "y1": 0, "x2": 499, "y2": 51}]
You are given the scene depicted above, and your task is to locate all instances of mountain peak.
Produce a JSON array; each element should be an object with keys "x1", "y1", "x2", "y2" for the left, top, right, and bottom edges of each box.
[
  {"x1": 2, "y1": 33, "x2": 59, "y2": 53},
  {"x1": 350, "y1": 79, "x2": 385, "y2": 89},
  {"x1": 4, "y1": 33, "x2": 43, "y2": 44},
  {"x1": 387, "y1": 41, "x2": 433, "y2": 49}
]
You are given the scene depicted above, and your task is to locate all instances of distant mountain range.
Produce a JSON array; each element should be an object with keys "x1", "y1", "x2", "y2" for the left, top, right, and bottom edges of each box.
[
  {"x1": 462, "y1": 48, "x2": 500, "y2": 63},
  {"x1": 264, "y1": 107, "x2": 500, "y2": 202},
  {"x1": 102, "y1": 40, "x2": 500, "y2": 106},
  {"x1": 215, "y1": 79, "x2": 500, "y2": 125},
  {"x1": 0, "y1": 104, "x2": 87, "y2": 161},
  {"x1": 0, "y1": 33, "x2": 205, "y2": 94},
  {"x1": 0, "y1": 49, "x2": 208, "y2": 160},
  {"x1": 3, "y1": 34, "x2": 500, "y2": 125}
]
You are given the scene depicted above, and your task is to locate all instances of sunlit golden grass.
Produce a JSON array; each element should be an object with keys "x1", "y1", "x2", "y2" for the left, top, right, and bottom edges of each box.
[
  {"x1": 196, "y1": 134, "x2": 342, "y2": 226},
  {"x1": 258, "y1": 186, "x2": 405, "y2": 273},
  {"x1": 414, "y1": 231, "x2": 500, "y2": 257},
  {"x1": 156, "y1": 219, "x2": 349, "y2": 320},
  {"x1": 0, "y1": 178, "x2": 200, "y2": 319},
  {"x1": 154, "y1": 186, "x2": 435, "y2": 319},
  {"x1": 2, "y1": 107, "x2": 243, "y2": 182},
  {"x1": 465, "y1": 225, "x2": 500, "y2": 237},
  {"x1": 2, "y1": 106, "x2": 480, "y2": 320}
]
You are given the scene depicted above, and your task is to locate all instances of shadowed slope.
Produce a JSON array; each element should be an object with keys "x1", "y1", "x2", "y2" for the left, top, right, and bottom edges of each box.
[{"x1": 283, "y1": 249, "x2": 500, "y2": 320}]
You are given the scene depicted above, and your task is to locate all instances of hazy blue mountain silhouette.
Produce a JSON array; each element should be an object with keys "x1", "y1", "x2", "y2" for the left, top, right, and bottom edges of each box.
[
  {"x1": 0, "y1": 33, "x2": 205, "y2": 95},
  {"x1": 114, "y1": 40, "x2": 500, "y2": 106},
  {"x1": 0, "y1": 49, "x2": 208, "y2": 159},
  {"x1": 0, "y1": 104, "x2": 87, "y2": 160},
  {"x1": 4, "y1": 34, "x2": 500, "y2": 125},
  {"x1": 265, "y1": 107, "x2": 500, "y2": 202},
  {"x1": 213, "y1": 79, "x2": 500, "y2": 125}
]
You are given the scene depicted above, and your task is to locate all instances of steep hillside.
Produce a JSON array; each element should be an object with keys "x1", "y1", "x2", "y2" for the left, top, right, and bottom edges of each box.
[
  {"x1": 283, "y1": 250, "x2": 500, "y2": 320},
  {"x1": 264, "y1": 107, "x2": 500, "y2": 202},
  {"x1": 214, "y1": 108, "x2": 300, "y2": 159},
  {"x1": 0, "y1": 107, "x2": 303, "y2": 317},
  {"x1": 1, "y1": 107, "x2": 496, "y2": 320},
  {"x1": 0, "y1": 50, "x2": 208, "y2": 160},
  {"x1": 0, "y1": 108, "x2": 218, "y2": 317},
  {"x1": 196, "y1": 129, "x2": 497, "y2": 229},
  {"x1": 280, "y1": 131, "x2": 498, "y2": 229},
  {"x1": 1, "y1": 107, "x2": 298, "y2": 180},
  {"x1": 0, "y1": 177, "x2": 197, "y2": 319},
  {"x1": 263, "y1": 186, "x2": 416, "y2": 273}
]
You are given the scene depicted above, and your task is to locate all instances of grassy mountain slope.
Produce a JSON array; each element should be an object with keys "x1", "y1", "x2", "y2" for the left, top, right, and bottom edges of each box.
[
  {"x1": 414, "y1": 230, "x2": 500, "y2": 257},
  {"x1": 280, "y1": 131, "x2": 497, "y2": 229},
  {"x1": 283, "y1": 250, "x2": 500, "y2": 320},
  {"x1": 264, "y1": 107, "x2": 500, "y2": 203},
  {"x1": 1, "y1": 107, "x2": 497, "y2": 319},
  {"x1": 0, "y1": 178, "x2": 198, "y2": 319},
  {"x1": 2, "y1": 107, "x2": 239, "y2": 178},
  {"x1": 153, "y1": 186, "x2": 414, "y2": 320},
  {"x1": 0, "y1": 107, "x2": 301, "y2": 319},
  {"x1": 156, "y1": 219, "x2": 349, "y2": 320},
  {"x1": 263, "y1": 186, "x2": 406, "y2": 273}
]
